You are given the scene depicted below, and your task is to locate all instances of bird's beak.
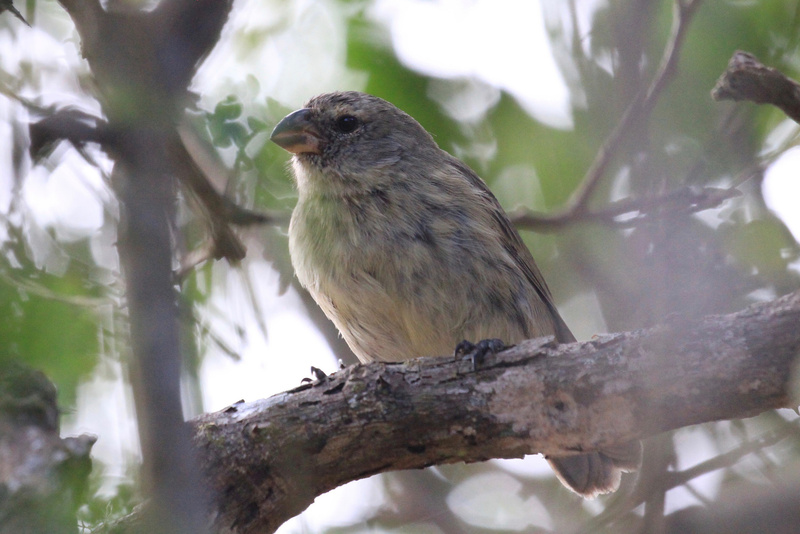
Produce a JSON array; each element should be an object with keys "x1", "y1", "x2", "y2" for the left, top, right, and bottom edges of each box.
[{"x1": 270, "y1": 109, "x2": 322, "y2": 155}]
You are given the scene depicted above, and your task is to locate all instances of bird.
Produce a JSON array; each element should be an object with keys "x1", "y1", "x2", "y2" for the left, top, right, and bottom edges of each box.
[{"x1": 270, "y1": 91, "x2": 640, "y2": 497}]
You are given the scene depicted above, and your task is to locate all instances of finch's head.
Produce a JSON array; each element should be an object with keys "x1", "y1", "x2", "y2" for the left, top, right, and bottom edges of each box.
[{"x1": 270, "y1": 92, "x2": 440, "y2": 192}]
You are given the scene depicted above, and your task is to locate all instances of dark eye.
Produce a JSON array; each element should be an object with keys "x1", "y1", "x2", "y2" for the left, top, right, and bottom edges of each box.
[{"x1": 335, "y1": 115, "x2": 360, "y2": 134}]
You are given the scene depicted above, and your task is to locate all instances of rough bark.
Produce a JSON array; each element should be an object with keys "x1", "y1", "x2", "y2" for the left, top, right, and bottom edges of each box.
[
  {"x1": 712, "y1": 50, "x2": 800, "y2": 124},
  {"x1": 0, "y1": 364, "x2": 95, "y2": 534},
  {"x1": 192, "y1": 290, "x2": 800, "y2": 534}
]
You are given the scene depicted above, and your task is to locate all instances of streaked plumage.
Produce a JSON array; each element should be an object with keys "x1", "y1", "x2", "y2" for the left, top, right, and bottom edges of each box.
[{"x1": 271, "y1": 91, "x2": 640, "y2": 497}]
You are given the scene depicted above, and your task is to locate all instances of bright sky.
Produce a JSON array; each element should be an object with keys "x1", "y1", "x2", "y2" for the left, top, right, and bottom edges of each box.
[{"x1": 764, "y1": 147, "x2": 800, "y2": 243}]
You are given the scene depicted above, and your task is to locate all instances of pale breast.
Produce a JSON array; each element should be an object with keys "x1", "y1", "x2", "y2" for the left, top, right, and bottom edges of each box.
[{"x1": 289, "y1": 188, "x2": 557, "y2": 363}]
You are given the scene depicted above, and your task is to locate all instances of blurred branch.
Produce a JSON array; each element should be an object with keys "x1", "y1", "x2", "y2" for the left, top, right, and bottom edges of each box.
[
  {"x1": 532, "y1": 0, "x2": 702, "y2": 228},
  {"x1": 192, "y1": 290, "x2": 800, "y2": 534},
  {"x1": 0, "y1": 0, "x2": 30, "y2": 26},
  {"x1": 50, "y1": 1, "x2": 240, "y2": 533},
  {"x1": 170, "y1": 122, "x2": 288, "y2": 275},
  {"x1": 664, "y1": 478, "x2": 800, "y2": 534},
  {"x1": 28, "y1": 108, "x2": 286, "y2": 271},
  {"x1": 712, "y1": 50, "x2": 800, "y2": 124},
  {"x1": 0, "y1": 268, "x2": 108, "y2": 308},
  {"x1": 510, "y1": 186, "x2": 740, "y2": 230},
  {"x1": 29, "y1": 107, "x2": 110, "y2": 156},
  {"x1": 579, "y1": 420, "x2": 799, "y2": 534},
  {"x1": 176, "y1": 122, "x2": 289, "y2": 228},
  {"x1": 664, "y1": 421, "x2": 798, "y2": 489}
]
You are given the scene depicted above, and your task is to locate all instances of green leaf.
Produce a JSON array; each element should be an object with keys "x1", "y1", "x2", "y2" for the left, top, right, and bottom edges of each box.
[
  {"x1": 213, "y1": 95, "x2": 243, "y2": 121},
  {"x1": 247, "y1": 116, "x2": 268, "y2": 133}
]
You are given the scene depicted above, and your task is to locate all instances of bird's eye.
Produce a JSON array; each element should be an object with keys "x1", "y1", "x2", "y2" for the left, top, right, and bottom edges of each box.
[{"x1": 335, "y1": 115, "x2": 360, "y2": 134}]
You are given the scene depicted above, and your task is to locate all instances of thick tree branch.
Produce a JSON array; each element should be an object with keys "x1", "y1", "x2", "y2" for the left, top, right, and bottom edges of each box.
[
  {"x1": 192, "y1": 290, "x2": 800, "y2": 534},
  {"x1": 712, "y1": 51, "x2": 800, "y2": 124}
]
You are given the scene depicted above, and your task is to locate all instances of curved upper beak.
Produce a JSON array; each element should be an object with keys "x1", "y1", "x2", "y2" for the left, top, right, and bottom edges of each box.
[{"x1": 270, "y1": 108, "x2": 322, "y2": 155}]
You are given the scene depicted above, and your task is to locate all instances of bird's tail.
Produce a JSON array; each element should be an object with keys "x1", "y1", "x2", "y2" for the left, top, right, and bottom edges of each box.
[{"x1": 547, "y1": 440, "x2": 642, "y2": 498}]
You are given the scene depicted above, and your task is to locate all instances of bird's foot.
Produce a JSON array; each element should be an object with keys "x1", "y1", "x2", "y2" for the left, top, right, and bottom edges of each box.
[
  {"x1": 300, "y1": 366, "x2": 328, "y2": 384},
  {"x1": 454, "y1": 338, "x2": 507, "y2": 370}
]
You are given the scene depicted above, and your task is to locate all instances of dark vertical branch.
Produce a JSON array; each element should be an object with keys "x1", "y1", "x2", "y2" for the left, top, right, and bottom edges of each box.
[
  {"x1": 54, "y1": 1, "x2": 235, "y2": 532},
  {"x1": 114, "y1": 129, "x2": 208, "y2": 534}
]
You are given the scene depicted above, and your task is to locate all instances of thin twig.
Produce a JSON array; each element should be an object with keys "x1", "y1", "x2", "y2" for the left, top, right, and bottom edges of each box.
[
  {"x1": 509, "y1": 185, "x2": 739, "y2": 231},
  {"x1": 556, "y1": 0, "x2": 702, "y2": 217},
  {"x1": 0, "y1": 268, "x2": 109, "y2": 308},
  {"x1": 581, "y1": 420, "x2": 799, "y2": 533},
  {"x1": 664, "y1": 421, "x2": 799, "y2": 490}
]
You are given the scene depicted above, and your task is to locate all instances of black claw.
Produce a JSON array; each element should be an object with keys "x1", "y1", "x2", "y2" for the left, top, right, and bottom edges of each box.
[
  {"x1": 454, "y1": 338, "x2": 507, "y2": 370},
  {"x1": 454, "y1": 339, "x2": 476, "y2": 358},
  {"x1": 301, "y1": 366, "x2": 328, "y2": 384},
  {"x1": 310, "y1": 366, "x2": 328, "y2": 380}
]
